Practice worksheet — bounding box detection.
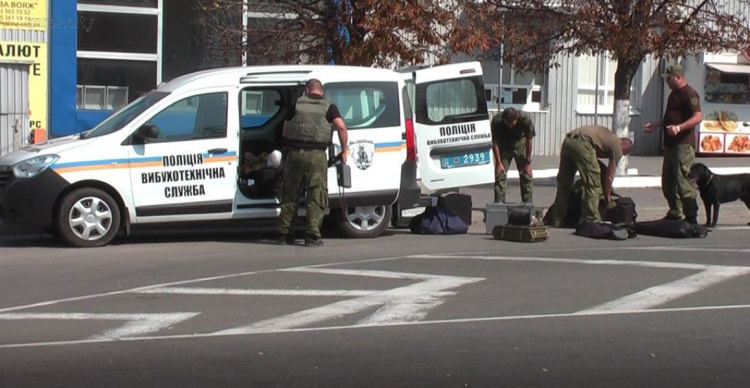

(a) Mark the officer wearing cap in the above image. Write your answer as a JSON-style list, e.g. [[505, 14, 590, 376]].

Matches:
[[490, 108, 535, 203], [276, 79, 348, 247], [644, 64, 703, 224]]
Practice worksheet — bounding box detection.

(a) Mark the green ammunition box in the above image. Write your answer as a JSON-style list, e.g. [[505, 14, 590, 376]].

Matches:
[[492, 224, 549, 243]]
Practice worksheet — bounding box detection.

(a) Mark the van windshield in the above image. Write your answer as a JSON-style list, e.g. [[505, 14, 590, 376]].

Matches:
[[84, 91, 170, 138]]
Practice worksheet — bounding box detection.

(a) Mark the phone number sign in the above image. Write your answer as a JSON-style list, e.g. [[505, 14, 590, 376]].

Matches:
[[0, 0, 47, 31]]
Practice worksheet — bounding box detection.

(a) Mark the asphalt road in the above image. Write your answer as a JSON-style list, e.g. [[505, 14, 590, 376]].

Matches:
[[1, 193, 750, 387]]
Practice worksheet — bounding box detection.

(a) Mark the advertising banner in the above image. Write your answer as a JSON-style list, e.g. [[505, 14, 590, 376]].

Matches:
[[0, 41, 48, 136], [0, 0, 47, 30]]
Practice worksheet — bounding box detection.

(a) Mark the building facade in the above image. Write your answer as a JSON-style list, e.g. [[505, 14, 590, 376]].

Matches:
[[2, 1, 749, 157]]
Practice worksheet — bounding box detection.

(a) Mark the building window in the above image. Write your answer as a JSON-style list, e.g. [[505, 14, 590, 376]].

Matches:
[[78, 12, 157, 54], [77, 59, 157, 109], [576, 54, 641, 114], [78, 0, 157, 7], [482, 62, 545, 111], [76, 2, 161, 111]]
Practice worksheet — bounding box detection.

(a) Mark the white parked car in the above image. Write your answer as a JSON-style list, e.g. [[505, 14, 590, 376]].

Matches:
[[0, 62, 494, 247]]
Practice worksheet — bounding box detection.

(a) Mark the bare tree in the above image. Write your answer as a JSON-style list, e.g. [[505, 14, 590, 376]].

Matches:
[[195, 0, 499, 67], [488, 0, 750, 172]]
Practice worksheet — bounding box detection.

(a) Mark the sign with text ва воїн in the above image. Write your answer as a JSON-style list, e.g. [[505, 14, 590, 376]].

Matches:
[[0, 0, 47, 31]]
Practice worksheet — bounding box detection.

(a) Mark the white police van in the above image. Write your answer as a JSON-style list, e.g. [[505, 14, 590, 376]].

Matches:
[[0, 62, 494, 247]]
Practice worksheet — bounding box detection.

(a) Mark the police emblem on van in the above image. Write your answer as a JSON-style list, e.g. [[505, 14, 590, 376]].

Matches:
[[352, 140, 375, 170]]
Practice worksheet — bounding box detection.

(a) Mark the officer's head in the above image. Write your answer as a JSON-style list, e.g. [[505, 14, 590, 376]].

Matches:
[[661, 65, 686, 90], [620, 137, 634, 155], [500, 108, 520, 127], [305, 79, 324, 97]]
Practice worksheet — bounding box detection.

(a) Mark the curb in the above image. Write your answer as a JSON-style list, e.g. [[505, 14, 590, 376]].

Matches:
[[506, 166, 750, 188]]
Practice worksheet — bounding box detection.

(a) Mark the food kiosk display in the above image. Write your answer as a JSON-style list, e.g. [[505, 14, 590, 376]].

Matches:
[[692, 53, 750, 156]]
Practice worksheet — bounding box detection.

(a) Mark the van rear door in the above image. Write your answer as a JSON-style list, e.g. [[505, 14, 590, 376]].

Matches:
[[410, 62, 494, 191]]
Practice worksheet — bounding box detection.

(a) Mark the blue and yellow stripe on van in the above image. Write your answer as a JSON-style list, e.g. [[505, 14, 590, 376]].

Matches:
[[52, 151, 237, 174], [374, 141, 406, 153]]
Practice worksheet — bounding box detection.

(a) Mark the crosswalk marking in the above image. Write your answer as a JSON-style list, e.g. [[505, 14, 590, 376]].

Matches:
[[215, 269, 484, 334], [0, 312, 200, 339]]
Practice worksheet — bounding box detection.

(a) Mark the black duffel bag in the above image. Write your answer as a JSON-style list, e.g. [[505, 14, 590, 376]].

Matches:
[[634, 219, 709, 239]]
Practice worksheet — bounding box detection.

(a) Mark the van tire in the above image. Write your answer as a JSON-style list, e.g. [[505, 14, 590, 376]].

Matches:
[[56, 188, 121, 248], [334, 205, 391, 238]]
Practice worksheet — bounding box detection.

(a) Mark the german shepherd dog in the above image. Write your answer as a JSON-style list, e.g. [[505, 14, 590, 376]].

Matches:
[[689, 163, 750, 227]]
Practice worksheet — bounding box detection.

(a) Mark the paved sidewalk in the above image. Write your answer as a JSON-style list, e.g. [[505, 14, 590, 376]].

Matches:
[[506, 155, 750, 188]]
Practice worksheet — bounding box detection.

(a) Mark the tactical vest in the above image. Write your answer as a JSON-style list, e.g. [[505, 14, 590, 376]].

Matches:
[[286, 95, 333, 147]]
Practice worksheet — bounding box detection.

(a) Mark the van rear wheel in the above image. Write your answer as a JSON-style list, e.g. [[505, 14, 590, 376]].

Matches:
[[334, 205, 391, 238], [56, 188, 121, 247]]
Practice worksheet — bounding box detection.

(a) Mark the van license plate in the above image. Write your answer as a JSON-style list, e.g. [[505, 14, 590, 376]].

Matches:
[[440, 150, 491, 169]]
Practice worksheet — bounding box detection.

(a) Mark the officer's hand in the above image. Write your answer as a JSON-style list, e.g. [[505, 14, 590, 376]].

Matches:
[[606, 197, 616, 210], [644, 123, 655, 133], [340, 152, 347, 165], [495, 163, 505, 176], [523, 162, 532, 176], [665, 125, 680, 137]]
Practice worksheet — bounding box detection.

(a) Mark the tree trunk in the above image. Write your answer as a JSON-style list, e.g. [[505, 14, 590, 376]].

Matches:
[[612, 59, 641, 176]]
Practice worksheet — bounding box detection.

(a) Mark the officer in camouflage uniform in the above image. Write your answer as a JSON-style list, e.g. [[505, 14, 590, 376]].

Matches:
[[276, 79, 348, 247], [645, 64, 703, 224], [550, 125, 633, 227], [491, 108, 535, 203]]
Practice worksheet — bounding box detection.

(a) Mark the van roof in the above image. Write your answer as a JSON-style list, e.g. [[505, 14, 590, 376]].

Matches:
[[158, 65, 403, 93]]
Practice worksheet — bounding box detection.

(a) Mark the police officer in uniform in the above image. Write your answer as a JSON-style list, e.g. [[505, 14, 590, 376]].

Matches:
[[645, 64, 703, 224], [491, 108, 535, 203], [550, 125, 633, 227], [276, 79, 348, 246]]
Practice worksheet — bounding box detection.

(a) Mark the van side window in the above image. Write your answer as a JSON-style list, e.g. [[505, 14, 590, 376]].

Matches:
[[416, 76, 488, 125], [324, 82, 400, 129], [147, 92, 228, 142], [240, 89, 282, 130]]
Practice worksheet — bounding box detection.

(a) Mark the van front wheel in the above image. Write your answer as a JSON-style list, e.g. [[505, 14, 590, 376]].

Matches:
[[334, 205, 391, 238], [56, 188, 121, 247]]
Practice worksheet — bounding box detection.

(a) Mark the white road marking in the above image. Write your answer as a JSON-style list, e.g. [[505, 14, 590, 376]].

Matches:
[[576, 266, 750, 313], [624, 246, 750, 253], [216, 270, 484, 334], [409, 254, 718, 270], [135, 287, 378, 297], [0, 312, 199, 339], [2, 303, 750, 349]]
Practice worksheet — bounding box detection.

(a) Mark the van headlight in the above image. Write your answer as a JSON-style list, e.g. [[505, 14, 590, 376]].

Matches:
[[13, 155, 60, 178]]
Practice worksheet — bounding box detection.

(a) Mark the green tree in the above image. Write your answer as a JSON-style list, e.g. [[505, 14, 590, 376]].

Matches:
[[489, 0, 750, 170], [196, 0, 498, 67]]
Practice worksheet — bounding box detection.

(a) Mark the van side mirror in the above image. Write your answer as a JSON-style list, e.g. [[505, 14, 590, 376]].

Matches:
[[133, 124, 160, 143]]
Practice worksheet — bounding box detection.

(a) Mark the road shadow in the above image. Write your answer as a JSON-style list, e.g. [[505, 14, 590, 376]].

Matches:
[[0, 222, 401, 248]]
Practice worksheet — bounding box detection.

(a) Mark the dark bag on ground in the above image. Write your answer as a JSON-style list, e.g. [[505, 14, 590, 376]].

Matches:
[[600, 196, 637, 227], [575, 220, 629, 240], [634, 219, 709, 239], [437, 193, 473, 225], [409, 205, 469, 235]]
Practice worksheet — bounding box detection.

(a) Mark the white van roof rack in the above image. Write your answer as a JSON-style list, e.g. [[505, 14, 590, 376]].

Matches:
[[239, 70, 312, 84]]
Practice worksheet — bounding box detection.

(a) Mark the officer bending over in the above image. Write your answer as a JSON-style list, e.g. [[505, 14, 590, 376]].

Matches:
[[491, 108, 535, 204], [550, 125, 633, 227], [276, 79, 348, 247]]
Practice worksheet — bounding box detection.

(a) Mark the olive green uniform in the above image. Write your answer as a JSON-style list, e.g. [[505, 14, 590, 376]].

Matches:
[[278, 94, 339, 240], [661, 84, 701, 221], [491, 111, 535, 203], [551, 125, 623, 226]]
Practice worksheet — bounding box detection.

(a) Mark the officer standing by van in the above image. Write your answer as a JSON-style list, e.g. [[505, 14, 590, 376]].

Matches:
[[491, 108, 535, 203], [550, 125, 633, 227], [644, 64, 703, 225], [276, 79, 348, 247]]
